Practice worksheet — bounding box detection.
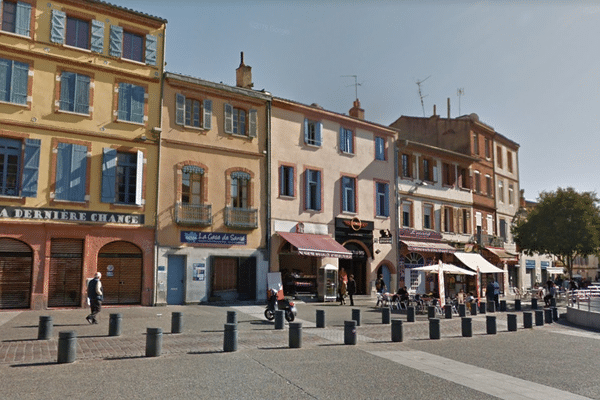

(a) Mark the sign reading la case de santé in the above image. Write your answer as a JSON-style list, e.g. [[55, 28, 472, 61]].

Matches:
[[0, 206, 144, 225], [181, 231, 247, 246]]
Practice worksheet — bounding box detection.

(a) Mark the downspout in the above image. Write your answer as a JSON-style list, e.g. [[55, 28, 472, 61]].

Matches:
[[266, 96, 272, 275]]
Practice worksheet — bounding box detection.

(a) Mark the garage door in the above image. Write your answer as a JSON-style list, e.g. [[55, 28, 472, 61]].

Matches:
[[0, 238, 32, 309], [98, 241, 142, 304], [48, 239, 83, 307]]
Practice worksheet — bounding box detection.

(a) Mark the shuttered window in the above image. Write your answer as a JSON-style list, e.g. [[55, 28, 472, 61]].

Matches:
[[376, 182, 389, 217], [305, 169, 321, 211], [0, 57, 29, 105], [117, 82, 145, 124], [48, 239, 83, 307], [1, 1, 31, 37], [0, 238, 32, 309], [59, 71, 90, 114], [101, 148, 144, 205], [55, 143, 87, 202]]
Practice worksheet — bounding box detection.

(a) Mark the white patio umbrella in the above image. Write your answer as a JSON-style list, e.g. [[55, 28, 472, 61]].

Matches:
[[411, 263, 476, 276]]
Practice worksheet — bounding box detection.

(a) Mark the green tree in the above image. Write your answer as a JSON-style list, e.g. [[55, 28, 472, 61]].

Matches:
[[512, 187, 600, 279]]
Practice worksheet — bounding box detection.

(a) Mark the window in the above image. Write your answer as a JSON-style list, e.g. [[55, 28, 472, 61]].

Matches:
[[484, 138, 490, 158], [108, 25, 156, 65], [485, 174, 492, 197], [498, 180, 504, 203], [50, 10, 104, 53], [101, 148, 143, 205], [508, 184, 514, 205], [401, 154, 412, 178], [458, 167, 469, 189], [305, 169, 321, 211], [117, 82, 145, 124], [55, 143, 87, 202], [473, 133, 479, 155], [341, 176, 356, 213], [474, 170, 481, 193], [402, 201, 412, 227], [182, 166, 204, 205], [423, 204, 433, 230], [279, 165, 294, 197], [499, 219, 507, 241], [442, 163, 456, 186], [230, 171, 249, 208], [507, 151, 513, 173], [122, 31, 143, 62], [225, 104, 257, 137], [0, 57, 28, 105], [175, 94, 212, 129], [59, 71, 90, 114], [443, 207, 454, 233], [375, 181, 389, 217], [461, 209, 470, 234], [486, 214, 493, 235], [66, 16, 89, 49], [1, 0, 31, 36], [421, 158, 436, 182], [0, 137, 39, 197], [304, 119, 322, 146], [339, 127, 354, 154], [496, 145, 503, 168], [375, 136, 386, 160]]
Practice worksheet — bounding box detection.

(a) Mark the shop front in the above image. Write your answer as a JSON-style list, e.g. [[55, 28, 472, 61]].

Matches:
[[483, 246, 519, 293], [454, 252, 505, 298], [335, 218, 375, 295]]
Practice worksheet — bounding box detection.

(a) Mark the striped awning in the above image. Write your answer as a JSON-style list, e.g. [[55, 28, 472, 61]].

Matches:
[[279, 232, 352, 259], [400, 240, 456, 254]]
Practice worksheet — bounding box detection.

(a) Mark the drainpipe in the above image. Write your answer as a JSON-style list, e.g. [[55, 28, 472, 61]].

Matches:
[[266, 97, 272, 275]]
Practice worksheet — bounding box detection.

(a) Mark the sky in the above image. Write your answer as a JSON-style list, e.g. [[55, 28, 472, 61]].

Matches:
[[117, 0, 600, 201]]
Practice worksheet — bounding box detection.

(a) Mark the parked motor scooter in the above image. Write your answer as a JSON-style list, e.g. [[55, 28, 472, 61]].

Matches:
[[265, 289, 297, 322]]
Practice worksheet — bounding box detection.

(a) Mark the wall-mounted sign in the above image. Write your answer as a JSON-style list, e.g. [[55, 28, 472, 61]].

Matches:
[[0, 206, 144, 225], [193, 263, 205, 281], [398, 228, 442, 240], [181, 231, 247, 246]]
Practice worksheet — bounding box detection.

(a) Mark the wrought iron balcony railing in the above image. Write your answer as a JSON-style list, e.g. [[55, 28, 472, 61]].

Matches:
[[224, 206, 258, 229], [175, 202, 212, 226]]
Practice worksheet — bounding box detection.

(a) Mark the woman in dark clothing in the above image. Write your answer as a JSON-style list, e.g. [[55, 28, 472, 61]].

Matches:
[[347, 274, 357, 306]]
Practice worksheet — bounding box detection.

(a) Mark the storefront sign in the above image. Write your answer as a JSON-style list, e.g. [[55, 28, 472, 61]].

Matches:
[[181, 231, 247, 246], [398, 228, 442, 240], [525, 260, 535, 269], [0, 206, 144, 224]]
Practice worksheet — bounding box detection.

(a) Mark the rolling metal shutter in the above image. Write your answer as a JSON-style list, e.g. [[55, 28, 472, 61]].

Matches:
[[0, 238, 33, 309], [48, 239, 83, 307], [98, 241, 142, 304]]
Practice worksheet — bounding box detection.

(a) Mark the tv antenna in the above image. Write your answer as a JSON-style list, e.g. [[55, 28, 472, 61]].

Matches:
[[457, 88, 464, 116], [416, 76, 431, 117], [341, 75, 362, 100]]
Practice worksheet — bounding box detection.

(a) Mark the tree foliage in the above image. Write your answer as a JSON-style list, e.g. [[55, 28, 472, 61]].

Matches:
[[512, 187, 600, 278]]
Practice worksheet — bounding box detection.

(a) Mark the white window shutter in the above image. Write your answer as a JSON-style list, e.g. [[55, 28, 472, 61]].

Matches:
[[135, 150, 144, 205]]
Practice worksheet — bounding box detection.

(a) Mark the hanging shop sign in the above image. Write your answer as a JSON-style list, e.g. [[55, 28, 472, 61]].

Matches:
[[0, 206, 144, 224], [181, 231, 247, 246]]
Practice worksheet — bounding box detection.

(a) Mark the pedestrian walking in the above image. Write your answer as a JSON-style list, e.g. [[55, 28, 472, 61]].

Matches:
[[493, 280, 500, 309], [338, 278, 347, 305], [347, 274, 356, 306], [86, 272, 103, 324]]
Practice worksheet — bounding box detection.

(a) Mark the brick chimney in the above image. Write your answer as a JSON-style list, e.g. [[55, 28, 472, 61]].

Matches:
[[349, 99, 364, 120], [236, 52, 253, 89]]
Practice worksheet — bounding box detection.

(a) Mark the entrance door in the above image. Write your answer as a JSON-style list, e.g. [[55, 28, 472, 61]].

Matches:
[[48, 239, 83, 307], [378, 265, 391, 292], [212, 257, 237, 301], [0, 238, 32, 309], [238, 257, 256, 301], [98, 241, 142, 304], [339, 243, 368, 294], [167, 255, 185, 305]]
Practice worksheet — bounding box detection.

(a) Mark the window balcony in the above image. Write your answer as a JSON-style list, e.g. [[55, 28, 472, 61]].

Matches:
[[175, 202, 212, 226], [224, 206, 258, 229], [478, 233, 505, 248]]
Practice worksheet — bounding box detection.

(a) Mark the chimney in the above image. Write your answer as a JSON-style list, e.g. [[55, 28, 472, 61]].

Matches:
[[236, 52, 253, 89], [447, 98, 451, 119], [349, 99, 364, 120], [433, 104, 436, 116]]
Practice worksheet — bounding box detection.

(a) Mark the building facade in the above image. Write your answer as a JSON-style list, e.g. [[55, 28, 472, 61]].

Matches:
[[0, 0, 166, 309]]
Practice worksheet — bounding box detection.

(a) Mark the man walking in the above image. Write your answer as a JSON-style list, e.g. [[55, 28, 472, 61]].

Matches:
[[347, 274, 356, 306], [86, 272, 103, 324]]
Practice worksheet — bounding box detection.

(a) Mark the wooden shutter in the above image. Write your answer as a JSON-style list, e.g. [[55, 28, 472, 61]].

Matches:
[[224, 103, 233, 133], [11, 60, 28, 105], [109, 25, 123, 57], [131, 84, 145, 123], [315, 122, 323, 146], [90, 20, 104, 53], [0, 238, 32, 309], [48, 239, 83, 307], [175, 94, 185, 125], [145, 34, 157, 65], [50, 9, 65, 44], [304, 119, 309, 144], [135, 150, 143, 205], [101, 148, 117, 203], [203, 99, 212, 129], [15, 1, 31, 36], [248, 109, 257, 137], [75, 73, 90, 114], [21, 138, 40, 198]]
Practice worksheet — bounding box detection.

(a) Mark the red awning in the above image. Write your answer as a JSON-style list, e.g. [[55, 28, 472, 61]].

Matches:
[[278, 232, 352, 259], [485, 247, 518, 262], [400, 240, 456, 254]]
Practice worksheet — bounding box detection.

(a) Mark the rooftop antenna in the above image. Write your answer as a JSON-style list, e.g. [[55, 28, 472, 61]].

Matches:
[[416, 76, 431, 117], [341, 75, 362, 100], [457, 88, 464, 116]]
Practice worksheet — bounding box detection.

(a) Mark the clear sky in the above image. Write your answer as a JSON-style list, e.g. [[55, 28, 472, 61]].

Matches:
[[117, 0, 600, 201]]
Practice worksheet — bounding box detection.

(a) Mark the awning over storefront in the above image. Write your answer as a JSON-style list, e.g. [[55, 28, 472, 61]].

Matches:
[[400, 240, 456, 254], [485, 247, 518, 262], [454, 252, 505, 274], [412, 263, 476, 276], [278, 232, 352, 259], [547, 267, 564, 274]]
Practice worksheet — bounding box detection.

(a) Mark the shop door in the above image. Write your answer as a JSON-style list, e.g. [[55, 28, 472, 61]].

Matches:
[[0, 238, 32, 309], [48, 239, 83, 307], [212, 257, 237, 299], [98, 241, 142, 305], [167, 255, 185, 305], [340, 243, 368, 294], [238, 257, 256, 301]]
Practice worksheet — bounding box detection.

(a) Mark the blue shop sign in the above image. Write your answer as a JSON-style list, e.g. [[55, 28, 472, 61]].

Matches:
[[525, 259, 536, 269], [541, 261, 549, 270], [181, 231, 247, 245]]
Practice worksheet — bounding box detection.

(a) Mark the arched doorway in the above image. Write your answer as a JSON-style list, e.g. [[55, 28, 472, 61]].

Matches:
[[48, 239, 83, 307], [0, 238, 32, 309], [402, 252, 425, 293], [97, 241, 142, 304], [339, 242, 368, 295]]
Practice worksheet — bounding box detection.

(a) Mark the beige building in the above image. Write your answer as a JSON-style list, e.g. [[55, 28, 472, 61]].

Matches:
[[270, 98, 397, 298], [155, 58, 271, 304]]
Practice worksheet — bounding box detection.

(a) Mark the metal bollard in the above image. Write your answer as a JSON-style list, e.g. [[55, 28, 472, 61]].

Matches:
[[500, 300, 507, 312], [316, 309, 325, 328], [109, 313, 122, 337], [544, 308, 553, 324], [470, 302, 478, 316], [427, 305, 435, 319], [458, 304, 466, 317], [227, 311, 237, 324], [146, 328, 163, 357], [344, 320, 357, 345], [486, 315, 497, 334], [171, 312, 183, 334], [486, 301, 495, 313], [552, 307, 558, 321], [531, 298, 538, 310], [407, 306, 415, 322], [515, 299, 522, 311], [38, 316, 53, 340], [382, 307, 391, 324], [274, 310, 285, 330], [461, 317, 472, 337], [523, 312, 533, 328], [444, 304, 452, 319], [507, 314, 518, 332], [429, 318, 440, 340], [479, 302, 486, 314], [352, 309, 361, 326], [57, 331, 77, 364], [535, 310, 544, 326], [391, 319, 404, 342], [289, 322, 302, 349], [223, 323, 237, 352]]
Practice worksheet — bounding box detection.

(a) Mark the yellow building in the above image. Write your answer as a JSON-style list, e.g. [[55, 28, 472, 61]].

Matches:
[[0, 0, 166, 309], [156, 56, 271, 304]]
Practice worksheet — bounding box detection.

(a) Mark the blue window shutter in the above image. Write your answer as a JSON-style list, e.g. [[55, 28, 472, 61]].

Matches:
[[15, 2, 31, 37], [74, 74, 90, 114], [109, 25, 123, 57], [305, 171, 310, 209], [203, 99, 212, 129], [279, 166, 284, 196], [384, 184, 389, 217], [22, 138, 40, 198], [145, 34, 157, 66], [90, 20, 104, 53], [224, 103, 233, 133], [175, 93, 184, 125], [0, 58, 10, 102], [131, 85, 145, 123], [11, 60, 28, 105], [316, 171, 321, 210], [248, 109, 257, 137], [55, 142, 71, 200], [339, 127, 345, 152], [287, 167, 294, 196], [304, 119, 309, 144], [117, 82, 131, 121], [101, 148, 117, 203], [59, 71, 74, 111], [316, 122, 322, 146], [71, 144, 87, 201], [50, 9, 66, 44]]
